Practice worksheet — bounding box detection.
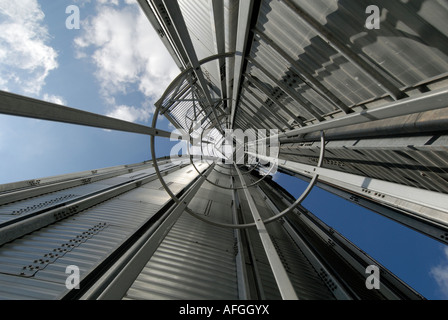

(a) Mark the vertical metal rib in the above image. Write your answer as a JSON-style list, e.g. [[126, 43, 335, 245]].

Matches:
[[233, 163, 298, 300]]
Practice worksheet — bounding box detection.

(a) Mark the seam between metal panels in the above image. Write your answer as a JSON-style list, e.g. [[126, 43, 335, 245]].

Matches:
[[0, 162, 190, 247]]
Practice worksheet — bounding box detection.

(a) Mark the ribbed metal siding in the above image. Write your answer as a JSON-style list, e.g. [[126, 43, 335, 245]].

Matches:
[[250, 0, 385, 111], [0, 273, 63, 300], [178, 0, 222, 98], [241, 86, 292, 127], [178, 0, 215, 61], [234, 0, 448, 129], [0, 184, 118, 226], [279, 136, 448, 193], [124, 213, 238, 300], [0, 163, 177, 227], [0, 219, 129, 299], [0, 164, 201, 299], [0, 192, 79, 224], [160, 0, 448, 132], [124, 176, 238, 300], [237, 175, 336, 300], [295, 0, 448, 87], [245, 231, 336, 300], [0, 160, 159, 194], [249, 35, 336, 115]]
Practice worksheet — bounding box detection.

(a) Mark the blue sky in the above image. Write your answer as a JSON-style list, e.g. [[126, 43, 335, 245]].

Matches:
[[0, 0, 179, 183], [274, 172, 448, 300], [1, 0, 448, 300]]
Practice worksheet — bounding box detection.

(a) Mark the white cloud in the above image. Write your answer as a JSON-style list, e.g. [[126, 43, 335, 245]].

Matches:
[[0, 0, 58, 95], [272, 171, 282, 182], [74, 2, 179, 123], [74, 0, 131, 8], [42, 93, 66, 105], [106, 103, 152, 123], [167, 121, 176, 129], [430, 247, 448, 299]]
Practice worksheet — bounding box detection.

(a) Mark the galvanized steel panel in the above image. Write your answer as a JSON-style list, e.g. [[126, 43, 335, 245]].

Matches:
[[253, 0, 386, 106], [232, 0, 448, 130], [0, 273, 63, 300], [124, 177, 238, 300], [124, 213, 238, 300], [0, 163, 201, 299], [178, 0, 223, 97], [242, 86, 292, 124], [279, 136, 448, 193], [238, 175, 337, 300], [0, 162, 180, 227], [178, 0, 215, 61], [295, 0, 448, 86], [249, 36, 336, 115]]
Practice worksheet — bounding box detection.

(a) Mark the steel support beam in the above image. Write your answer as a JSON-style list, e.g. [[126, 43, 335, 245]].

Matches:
[[0, 160, 192, 247], [224, 0, 239, 119], [209, 0, 227, 109], [235, 106, 267, 130], [137, 0, 187, 70], [230, 175, 251, 300], [288, 167, 448, 246], [256, 184, 352, 300], [239, 99, 282, 130], [234, 164, 298, 300], [0, 159, 166, 195], [0, 90, 173, 138], [0, 160, 171, 206], [259, 181, 424, 300], [261, 88, 448, 144], [277, 107, 448, 144], [230, 0, 255, 129], [161, 0, 224, 133], [252, 152, 448, 243]]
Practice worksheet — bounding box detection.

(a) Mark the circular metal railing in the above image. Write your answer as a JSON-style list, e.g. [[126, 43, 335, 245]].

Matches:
[[150, 53, 326, 229]]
